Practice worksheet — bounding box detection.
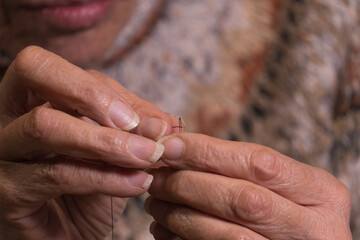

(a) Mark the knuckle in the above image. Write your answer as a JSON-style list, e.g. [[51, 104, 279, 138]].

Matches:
[[37, 161, 71, 193], [77, 72, 112, 106], [231, 185, 272, 222], [334, 183, 351, 216], [169, 207, 195, 230], [193, 140, 217, 169], [24, 107, 53, 140], [12, 46, 45, 76], [0, 162, 18, 203], [37, 162, 58, 184], [76, 82, 112, 110], [249, 147, 286, 181], [96, 130, 123, 154], [222, 226, 252, 240], [169, 171, 191, 198]]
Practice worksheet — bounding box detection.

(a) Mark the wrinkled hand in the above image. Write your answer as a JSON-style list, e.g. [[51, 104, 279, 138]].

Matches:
[[0, 46, 179, 240], [146, 133, 352, 240]]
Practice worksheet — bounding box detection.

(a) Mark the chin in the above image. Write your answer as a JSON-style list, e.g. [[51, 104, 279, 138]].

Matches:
[[0, 28, 114, 68], [0, 0, 136, 68], [44, 32, 115, 68]]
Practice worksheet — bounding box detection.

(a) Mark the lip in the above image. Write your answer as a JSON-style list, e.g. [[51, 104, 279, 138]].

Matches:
[[19, 0, 113, 31]]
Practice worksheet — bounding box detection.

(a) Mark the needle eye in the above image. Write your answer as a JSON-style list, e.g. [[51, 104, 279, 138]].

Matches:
[[172, 117, 184, 132]]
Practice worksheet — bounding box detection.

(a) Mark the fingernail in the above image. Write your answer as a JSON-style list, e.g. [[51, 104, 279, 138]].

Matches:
[[127, 172, 154, 189], [128, 136, 165, 163], [138, 118, 168, 141], [143, 174, 154, 188], [158, 136, 184, 160], [108, 100, 140, 131]]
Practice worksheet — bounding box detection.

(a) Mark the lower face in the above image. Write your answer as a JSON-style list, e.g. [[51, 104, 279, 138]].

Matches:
[[0, 0, 136, 68]]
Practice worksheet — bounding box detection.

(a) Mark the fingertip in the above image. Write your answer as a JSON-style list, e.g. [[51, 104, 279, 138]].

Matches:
[[122, 112, 140, 131], [149, 221, 156, 234], [127, 136, 164, 164], [108, 100, 140, 131], [145, 198, 169, 221], [145, 196, 153, 214], [137, 117, 168, 141], [149, 221, 179, 240], [126, 171, 154, 189], [158, 136, 185, 161], [150, 143, 165, 163], [143, 174, 154, 189], [147, 167, 175, 195]]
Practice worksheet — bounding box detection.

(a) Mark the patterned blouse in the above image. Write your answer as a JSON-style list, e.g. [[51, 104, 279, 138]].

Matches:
[[100, 0, 360, 239]]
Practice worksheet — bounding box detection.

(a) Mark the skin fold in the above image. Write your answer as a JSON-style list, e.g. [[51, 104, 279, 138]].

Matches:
[[0, 0, 354, 239]]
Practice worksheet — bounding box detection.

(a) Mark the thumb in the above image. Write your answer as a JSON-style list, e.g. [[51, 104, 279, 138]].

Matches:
[[87, 70, 182, 140]]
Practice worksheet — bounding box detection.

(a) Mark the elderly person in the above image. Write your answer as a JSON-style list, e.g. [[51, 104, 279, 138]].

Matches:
[[0, 0, 357, 239]]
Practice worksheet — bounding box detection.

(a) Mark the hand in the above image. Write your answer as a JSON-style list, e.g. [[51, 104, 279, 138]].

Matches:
[[0, 46, 179, 240], [146, 133, 352, 240]]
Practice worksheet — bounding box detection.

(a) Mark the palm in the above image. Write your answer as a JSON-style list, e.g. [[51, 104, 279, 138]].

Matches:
[[21, 194, 127, 240]]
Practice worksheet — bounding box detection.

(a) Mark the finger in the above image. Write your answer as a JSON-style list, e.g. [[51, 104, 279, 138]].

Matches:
[[158, 133, 345, 205], [145, 198, 268, 240], [0, 106, 164, 167], [0, 158, 153, 219], [148, 168, 312, 239], [149, 222, 179, 240], [136, 117, 168, 141], [0, 46, 138, 130], [87, 70, 184, 139]]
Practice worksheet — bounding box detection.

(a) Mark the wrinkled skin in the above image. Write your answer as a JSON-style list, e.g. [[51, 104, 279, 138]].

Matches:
[[0, 46, 179, 240], [0, 1, 354, 238], [147, 133, 353, 240]]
